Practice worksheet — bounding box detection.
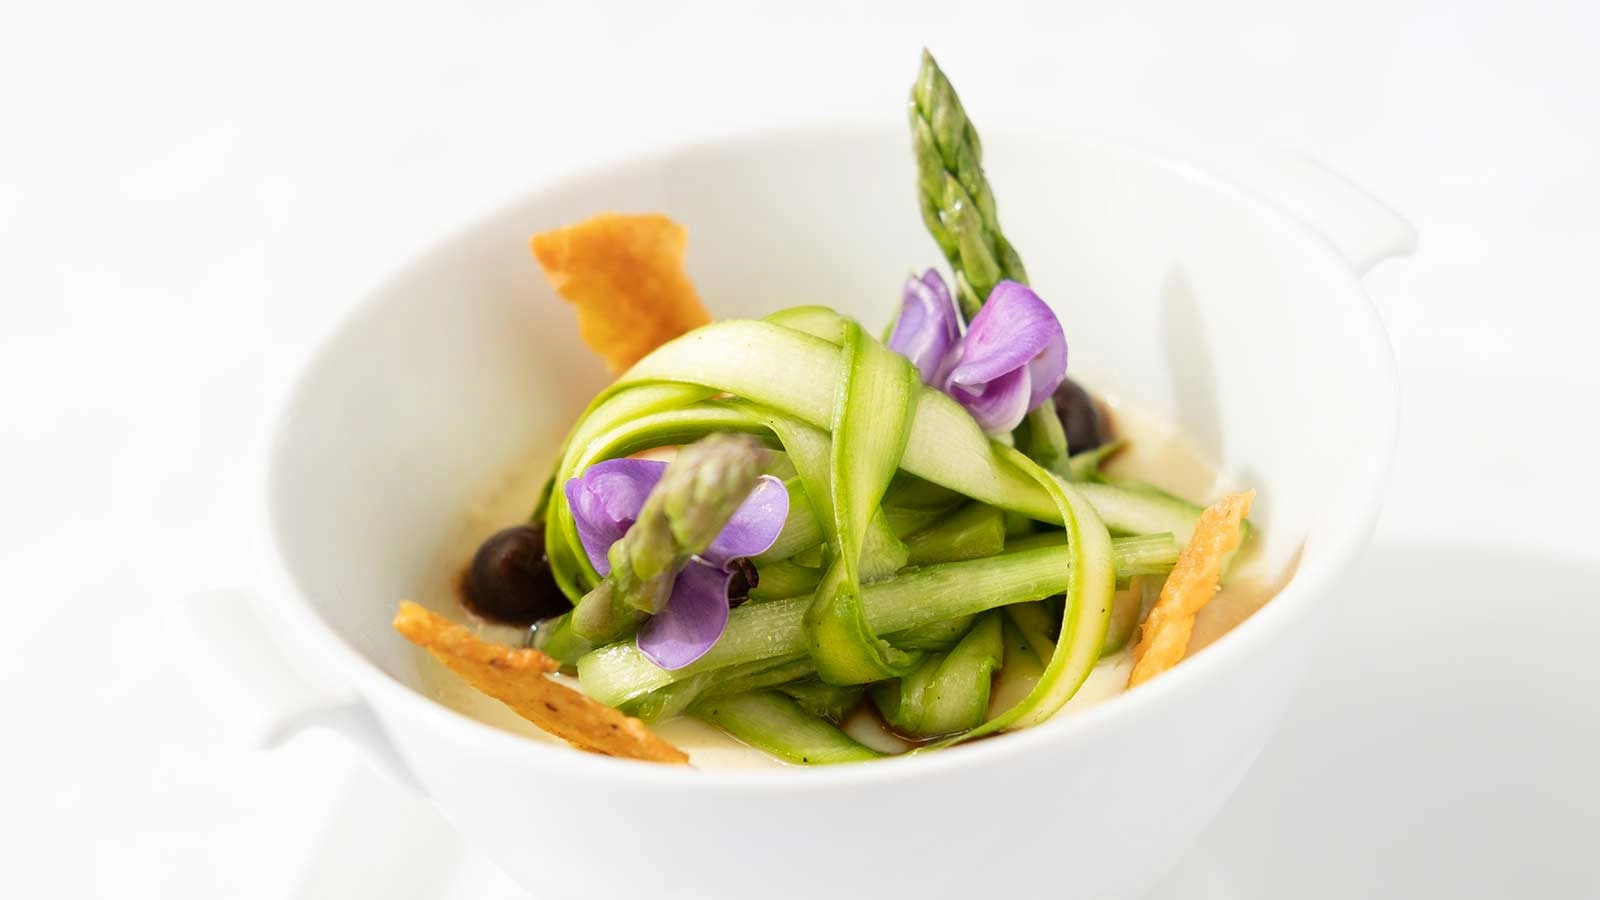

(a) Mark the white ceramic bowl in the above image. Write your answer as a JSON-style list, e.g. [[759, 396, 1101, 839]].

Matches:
[[233, 125, 1412, 899]]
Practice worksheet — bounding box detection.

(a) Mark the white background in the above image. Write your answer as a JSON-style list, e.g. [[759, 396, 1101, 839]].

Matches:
[[2, 1, 1597, 897]]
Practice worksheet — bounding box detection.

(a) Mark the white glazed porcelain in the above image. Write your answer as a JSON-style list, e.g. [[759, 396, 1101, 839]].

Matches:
[[230, 126, 1412, 900]]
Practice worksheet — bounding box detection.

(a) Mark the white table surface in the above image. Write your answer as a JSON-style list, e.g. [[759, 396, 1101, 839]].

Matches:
[[3, 2, 1597, 897]]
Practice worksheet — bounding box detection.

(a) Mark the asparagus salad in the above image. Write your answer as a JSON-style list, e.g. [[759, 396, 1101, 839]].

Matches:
[[395, 52, 1262, 767]]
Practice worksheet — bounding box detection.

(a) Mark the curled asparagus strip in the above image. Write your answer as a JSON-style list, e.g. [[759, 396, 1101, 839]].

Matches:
[[804, 320, 922, 685], [550, 391, 1211, 570], [545, 316, 1237, 598], [544, 382, 716, 600], [544, 318, 1058, 599], [934, 444, 1115, 741]]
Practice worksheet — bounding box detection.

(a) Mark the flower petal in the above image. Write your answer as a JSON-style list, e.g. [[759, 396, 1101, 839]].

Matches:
[[946, 281, 1064, 388], [886, 269, 961, 385], [564, 458, 667, 575], [947, 363, 1033, 434], [637, 560, 731, 669], [704, 474, 790, 565], [1026, 334, 1068, 411]]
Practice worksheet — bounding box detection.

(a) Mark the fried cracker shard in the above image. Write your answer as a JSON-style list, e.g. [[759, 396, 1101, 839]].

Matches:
[[530, 212, 713, 374], [393, 602, 688, 764], [1128, 491, 1255, 688]]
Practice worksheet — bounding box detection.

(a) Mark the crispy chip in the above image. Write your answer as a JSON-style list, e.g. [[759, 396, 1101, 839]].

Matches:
[[531, 213, 712, 374], [393, 602, 688, 764], [1127, 491, 1255, 688]]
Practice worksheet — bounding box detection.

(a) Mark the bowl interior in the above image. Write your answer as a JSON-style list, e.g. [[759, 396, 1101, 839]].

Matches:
[[269, 126, 1392, 695]]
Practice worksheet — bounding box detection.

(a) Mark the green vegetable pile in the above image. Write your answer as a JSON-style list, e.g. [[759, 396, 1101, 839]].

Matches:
[[529, 52, 1249, 764]]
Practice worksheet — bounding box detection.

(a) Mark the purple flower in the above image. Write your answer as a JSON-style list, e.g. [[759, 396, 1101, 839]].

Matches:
[[942, 280, 1069, 432], [565, 458, 789, 669], [564, 458, 663, 577], [887, 273, 1068, 434], [887, 269, 960, 384]]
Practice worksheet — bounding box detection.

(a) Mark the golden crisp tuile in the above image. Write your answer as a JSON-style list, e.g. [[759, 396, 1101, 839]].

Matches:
[[1127, 491, 1254, 688], [530, 212, 712, 374], [393, 602, 688, 764]]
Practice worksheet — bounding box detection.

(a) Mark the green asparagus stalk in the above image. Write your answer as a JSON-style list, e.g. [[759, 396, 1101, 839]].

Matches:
[[570, 433, 765, 642], [873, 610, 1003, 738], [911, 49, 1029, 320], [622, 614, 972, 723], [579, 535, 1178, 709], [910, 50, 1067, 464], [779, 681, 865, 723], [625, 654, 815, 722], [901, 501, 1006, 566], [748, 559, 822, 602], [529, 611, 594, 667], [690, 692, 881, 765], [889, 614, 978, 652], [1004, 601, 1058, 665], [1062, 439, 1126, 482]]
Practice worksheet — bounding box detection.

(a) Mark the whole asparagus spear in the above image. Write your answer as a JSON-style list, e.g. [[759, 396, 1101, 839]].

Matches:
[[571, 433, 765, 642], [911, 50, 1066, 461], [910, 48, 1030, 320]]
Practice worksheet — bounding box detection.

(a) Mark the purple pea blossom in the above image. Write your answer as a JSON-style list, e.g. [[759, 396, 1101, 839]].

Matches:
[[565, 458, 789, 669], [888, 271, 1068, 434], [886, 269, 961, 384]]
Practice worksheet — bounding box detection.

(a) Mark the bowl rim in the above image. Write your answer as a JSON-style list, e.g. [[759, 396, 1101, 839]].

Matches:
[[259, 120, 1401, 789]]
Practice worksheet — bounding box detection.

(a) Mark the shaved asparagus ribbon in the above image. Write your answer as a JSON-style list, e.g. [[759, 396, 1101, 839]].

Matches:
[[804, 320, 921, 684], [548, 318, 1056, 592], [547, 309, 1118, 737], [936, 443, 1114, 739]]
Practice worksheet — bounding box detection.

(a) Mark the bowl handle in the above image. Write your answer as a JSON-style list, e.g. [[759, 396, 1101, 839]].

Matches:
[[1224, 148, 1419, 277], [174, 588, 420, 790]]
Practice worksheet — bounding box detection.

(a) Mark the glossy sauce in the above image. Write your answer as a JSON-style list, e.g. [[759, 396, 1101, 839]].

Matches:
[[411, 397, 1280, 768]]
